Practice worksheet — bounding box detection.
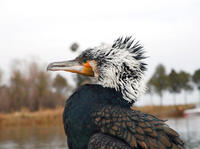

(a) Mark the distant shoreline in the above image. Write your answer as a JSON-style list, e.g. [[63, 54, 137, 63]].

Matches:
[[133, 104, 195, 118], [0, 104, 195, 128], [0, 108, 63, 128]]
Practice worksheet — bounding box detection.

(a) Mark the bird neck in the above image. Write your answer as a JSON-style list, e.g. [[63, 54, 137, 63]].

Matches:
[[79, 84, 133, 108]]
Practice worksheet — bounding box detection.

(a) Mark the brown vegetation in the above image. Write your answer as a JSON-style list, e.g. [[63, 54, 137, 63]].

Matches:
[[0, 107, 63, 128], [0, 104, 195, 128], [133, 104, 195, 118]]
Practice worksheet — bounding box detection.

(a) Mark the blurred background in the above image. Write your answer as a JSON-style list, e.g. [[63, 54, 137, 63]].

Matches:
[[0, 0, 200, 149]]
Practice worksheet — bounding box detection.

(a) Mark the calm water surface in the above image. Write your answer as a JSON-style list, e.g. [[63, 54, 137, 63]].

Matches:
[[167, 115, 200, 149], [0, 116, 200, 149], [0, 126, 67, 149]]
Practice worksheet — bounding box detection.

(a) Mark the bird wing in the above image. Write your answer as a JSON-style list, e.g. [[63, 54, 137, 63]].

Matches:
[[88, 133, 132, 149], [90, 105, 185, 149]]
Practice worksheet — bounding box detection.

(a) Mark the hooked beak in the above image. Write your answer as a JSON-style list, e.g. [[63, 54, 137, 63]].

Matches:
[[47, 60, 94, 77]]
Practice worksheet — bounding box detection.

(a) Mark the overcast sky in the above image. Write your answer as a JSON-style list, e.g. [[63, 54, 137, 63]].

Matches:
[[0, 0, 200, 81]]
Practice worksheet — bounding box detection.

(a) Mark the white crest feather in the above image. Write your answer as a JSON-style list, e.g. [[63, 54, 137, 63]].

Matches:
[[80, 37, 147, 104]]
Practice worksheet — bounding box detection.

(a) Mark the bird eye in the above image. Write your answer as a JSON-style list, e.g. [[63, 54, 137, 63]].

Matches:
[[83, 58, 87, 63]]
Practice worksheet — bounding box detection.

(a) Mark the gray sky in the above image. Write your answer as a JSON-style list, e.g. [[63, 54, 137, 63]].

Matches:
[[0, 0, 200, 81]]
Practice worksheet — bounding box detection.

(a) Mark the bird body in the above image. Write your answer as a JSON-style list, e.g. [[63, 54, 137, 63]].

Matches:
[[47, 37, 185, 149], [63, 84, 129, 149], [63, 84, 184, 149]]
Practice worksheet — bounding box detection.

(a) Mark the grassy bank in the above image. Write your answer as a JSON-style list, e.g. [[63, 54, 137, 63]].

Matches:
[[0, 104, 195, 128], [0, 108, 63, 128], [133, 104, 195, 118]]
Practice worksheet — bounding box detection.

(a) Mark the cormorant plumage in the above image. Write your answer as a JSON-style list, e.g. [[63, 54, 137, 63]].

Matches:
[[47, 37, 185, 149]]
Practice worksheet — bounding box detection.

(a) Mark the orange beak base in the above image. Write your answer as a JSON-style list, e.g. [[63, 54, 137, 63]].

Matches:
[[47, 60, 94, 77]]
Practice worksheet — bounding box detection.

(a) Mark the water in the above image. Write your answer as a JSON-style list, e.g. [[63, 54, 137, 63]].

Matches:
[[167, 116, 200, 149], [0, 116, 200, 149], [0, 126, 68, 149]]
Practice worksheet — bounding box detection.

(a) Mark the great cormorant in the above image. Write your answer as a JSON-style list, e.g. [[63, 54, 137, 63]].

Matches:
[[47, 37, 185, 149]]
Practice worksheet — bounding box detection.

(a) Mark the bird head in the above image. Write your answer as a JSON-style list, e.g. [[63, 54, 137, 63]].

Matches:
[[47, 37, 147, 103]]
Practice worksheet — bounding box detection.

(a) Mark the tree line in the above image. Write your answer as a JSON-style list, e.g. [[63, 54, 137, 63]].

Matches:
[[147, 64, 200, 105], [0, 60, 89, 113], [0, 43, 92, 113], [0, 62, 66, 112]]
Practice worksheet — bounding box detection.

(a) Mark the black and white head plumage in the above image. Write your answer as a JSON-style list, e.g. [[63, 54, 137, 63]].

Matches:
[[77, 36, 147, 104]]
